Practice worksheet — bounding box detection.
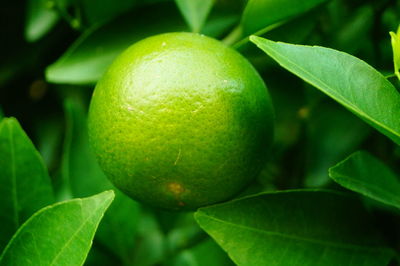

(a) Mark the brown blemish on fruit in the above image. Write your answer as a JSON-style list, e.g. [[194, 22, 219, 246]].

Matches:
[[168, 182, 185, 195], [167, 182, 186, 208]]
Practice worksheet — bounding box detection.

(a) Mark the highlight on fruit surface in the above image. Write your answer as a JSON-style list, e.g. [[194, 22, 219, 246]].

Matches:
[[88, 32, 274, 210]]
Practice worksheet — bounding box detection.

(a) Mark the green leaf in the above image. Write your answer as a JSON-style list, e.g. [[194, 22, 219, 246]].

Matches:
[[195, 190, 393, 266], [329, 151, 400, 210], [0, 107, 3, 120], [25, 0, 59, 42], [241, 0, 328, 36], [0, 118, 54, 251], [250, 36, 400, 146], [0, 190, 114, 266], [45, 3, 187, 85], [175, 0, 214, 33], [62, 98, 140, 264]]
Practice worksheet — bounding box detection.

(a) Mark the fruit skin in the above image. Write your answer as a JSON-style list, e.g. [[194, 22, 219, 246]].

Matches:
[[88, 32, 274, 210]]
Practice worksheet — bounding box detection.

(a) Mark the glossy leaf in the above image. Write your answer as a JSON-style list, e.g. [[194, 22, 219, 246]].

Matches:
[[329, 151, 400, 209], [63, 98, 140, 264], [195, 190, 393, 266], [46, 3, 187, 84], [175, 0, 214, 33], [0, 118, 54, 251], [250, 36, 400, 146], [0, 191, 114, 266], [25, 0, 59, 42], [241, 0, 328, 36]]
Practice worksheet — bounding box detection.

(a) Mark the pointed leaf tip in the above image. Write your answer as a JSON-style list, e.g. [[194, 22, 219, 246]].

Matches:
[[249, 35, 263, 45]]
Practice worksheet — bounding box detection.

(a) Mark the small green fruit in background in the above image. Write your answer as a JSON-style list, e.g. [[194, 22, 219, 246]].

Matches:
[[88, 32, 274, 210]]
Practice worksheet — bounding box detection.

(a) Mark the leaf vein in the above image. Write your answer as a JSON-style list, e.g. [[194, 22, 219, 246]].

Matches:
[[49, 201, 100, 266]]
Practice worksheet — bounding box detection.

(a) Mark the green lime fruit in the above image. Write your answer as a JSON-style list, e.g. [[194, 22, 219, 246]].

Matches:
[[88, 32, 274, 210]]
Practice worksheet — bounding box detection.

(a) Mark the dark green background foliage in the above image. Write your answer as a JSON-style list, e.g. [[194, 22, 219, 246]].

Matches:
[[0, 0, 400, 265]]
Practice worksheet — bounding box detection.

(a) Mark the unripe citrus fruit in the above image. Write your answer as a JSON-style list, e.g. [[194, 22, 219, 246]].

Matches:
[[88, 32, 274, 210]]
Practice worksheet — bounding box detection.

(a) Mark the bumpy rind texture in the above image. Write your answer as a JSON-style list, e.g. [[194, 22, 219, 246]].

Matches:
[[88, 32, 274, 210]]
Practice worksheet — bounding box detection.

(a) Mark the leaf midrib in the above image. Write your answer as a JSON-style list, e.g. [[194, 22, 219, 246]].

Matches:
[[197, 212, 389, 253], [49, 201, 102, 266]]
